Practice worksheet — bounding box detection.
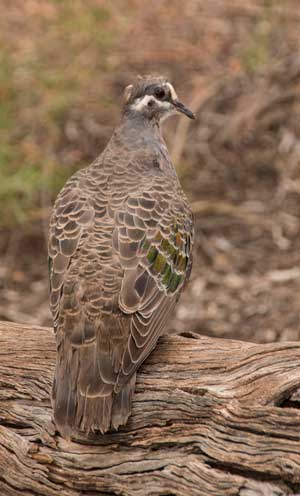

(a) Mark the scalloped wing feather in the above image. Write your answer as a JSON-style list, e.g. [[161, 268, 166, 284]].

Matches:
[[113, 189, 194, 390], [48, 170, 94, 327]]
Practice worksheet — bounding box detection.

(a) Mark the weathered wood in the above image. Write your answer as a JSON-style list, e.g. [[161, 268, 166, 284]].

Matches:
[[1, 321, 300, 495]]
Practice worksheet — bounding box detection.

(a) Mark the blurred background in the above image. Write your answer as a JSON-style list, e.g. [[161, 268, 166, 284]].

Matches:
[[1, 0, 300, 344]]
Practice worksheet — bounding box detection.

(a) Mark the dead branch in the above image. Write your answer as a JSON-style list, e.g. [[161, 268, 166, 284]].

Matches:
[[1, 321, 300, 495]]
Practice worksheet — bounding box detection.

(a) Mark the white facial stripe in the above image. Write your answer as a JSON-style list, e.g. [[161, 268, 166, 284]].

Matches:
[[166, 82, 178, 101], [132, 94, 154, 111], [131, 95, 172, 112], [124, 84, 133, 103], [157, 100, 172, 110]]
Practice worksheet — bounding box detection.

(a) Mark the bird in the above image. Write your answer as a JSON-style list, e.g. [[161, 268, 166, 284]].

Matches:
[[48, 75, 195, 438]]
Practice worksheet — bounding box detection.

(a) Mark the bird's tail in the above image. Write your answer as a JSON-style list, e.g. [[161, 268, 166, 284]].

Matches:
[[51, 328, 136, 439]]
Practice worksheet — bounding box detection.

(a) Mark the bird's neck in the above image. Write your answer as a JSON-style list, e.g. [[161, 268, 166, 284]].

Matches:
[[113, 112, 164, 149], [100, 112, 176, 179]]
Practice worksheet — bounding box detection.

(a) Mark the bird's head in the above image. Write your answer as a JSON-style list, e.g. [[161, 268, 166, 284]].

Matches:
[[123, 75, 195, 123]]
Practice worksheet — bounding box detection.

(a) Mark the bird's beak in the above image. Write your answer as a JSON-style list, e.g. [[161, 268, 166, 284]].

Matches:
[[172, 100, 196, 119]]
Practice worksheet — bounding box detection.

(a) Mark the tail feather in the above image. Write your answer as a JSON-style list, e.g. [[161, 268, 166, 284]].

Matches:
[[52, 331, 136, 438], [111, 374, 136, 431]]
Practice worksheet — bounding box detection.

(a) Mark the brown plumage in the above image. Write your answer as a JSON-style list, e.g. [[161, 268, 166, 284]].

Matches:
[[48, 75, 195, 438]]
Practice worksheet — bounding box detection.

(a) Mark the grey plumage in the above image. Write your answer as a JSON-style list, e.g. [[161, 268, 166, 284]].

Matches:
[[48, 75, 194, 437]]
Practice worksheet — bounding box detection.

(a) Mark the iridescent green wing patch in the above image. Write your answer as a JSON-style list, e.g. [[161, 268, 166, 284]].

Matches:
[[144, 223, 189, 293], [146, 246, 158, 263]]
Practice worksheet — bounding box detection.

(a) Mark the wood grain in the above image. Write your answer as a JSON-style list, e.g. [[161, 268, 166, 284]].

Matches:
[[0, 321, 300, 495]]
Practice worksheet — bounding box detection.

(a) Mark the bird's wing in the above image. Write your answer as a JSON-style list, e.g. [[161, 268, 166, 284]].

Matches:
[[48, 171, 94, 328], [113, 187, 194, 389]]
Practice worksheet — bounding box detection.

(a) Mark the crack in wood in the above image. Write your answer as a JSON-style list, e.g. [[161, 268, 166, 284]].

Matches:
[[205, 459, 299, 495]]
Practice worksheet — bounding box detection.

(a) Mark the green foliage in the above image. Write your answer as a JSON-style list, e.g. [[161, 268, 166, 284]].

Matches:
[[240, 0, 282, 73], [0, 163, 42, 225], [241, 21, 271, 73], [0, 158, 74, 226], [0, 1, 115, 228]]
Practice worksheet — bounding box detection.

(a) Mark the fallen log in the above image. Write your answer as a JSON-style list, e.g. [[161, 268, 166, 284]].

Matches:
[[1, 320, 300, 495]]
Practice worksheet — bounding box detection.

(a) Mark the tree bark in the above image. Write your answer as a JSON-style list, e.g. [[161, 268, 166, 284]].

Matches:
[[1, 321, 300, 495]]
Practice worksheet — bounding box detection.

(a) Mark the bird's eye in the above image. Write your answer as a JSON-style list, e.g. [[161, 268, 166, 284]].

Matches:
[[154, 88, 166, 100]]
